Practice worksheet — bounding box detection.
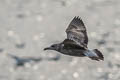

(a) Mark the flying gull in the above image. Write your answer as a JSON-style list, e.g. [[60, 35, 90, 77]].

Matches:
[[44, 16, 104, 61]]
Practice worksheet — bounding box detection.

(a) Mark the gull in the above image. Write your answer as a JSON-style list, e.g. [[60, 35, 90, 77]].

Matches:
[[44, 16, 104, 61]]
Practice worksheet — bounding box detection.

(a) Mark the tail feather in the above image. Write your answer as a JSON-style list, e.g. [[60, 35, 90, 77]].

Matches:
[[93, 49, 104, 60], [84, 49, 104, 61]]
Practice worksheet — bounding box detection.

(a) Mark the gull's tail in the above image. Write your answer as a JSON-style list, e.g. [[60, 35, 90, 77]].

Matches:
[[85, 49, 104, 61]]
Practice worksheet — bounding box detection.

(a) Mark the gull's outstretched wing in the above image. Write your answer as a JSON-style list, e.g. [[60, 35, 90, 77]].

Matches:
[[62, 39, 85, 49], [66, 16, 88, 48]]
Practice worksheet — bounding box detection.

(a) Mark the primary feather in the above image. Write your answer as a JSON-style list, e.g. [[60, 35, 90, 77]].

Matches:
[[66, 16, 88, 48]]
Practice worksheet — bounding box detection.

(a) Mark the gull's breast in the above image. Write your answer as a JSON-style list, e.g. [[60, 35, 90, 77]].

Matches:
[[60, 49, 86, 57]]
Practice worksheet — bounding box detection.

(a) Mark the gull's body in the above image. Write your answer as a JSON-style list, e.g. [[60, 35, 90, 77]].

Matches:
[[44, 16, 104, 61]]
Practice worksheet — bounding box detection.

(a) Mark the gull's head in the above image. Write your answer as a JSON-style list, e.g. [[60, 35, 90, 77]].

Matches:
[[44, 44, 61, 51]]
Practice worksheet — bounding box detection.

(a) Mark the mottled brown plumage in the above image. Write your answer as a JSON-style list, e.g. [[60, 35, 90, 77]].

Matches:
[[66, 16, 88, 48], [44, 16, 104, 61]]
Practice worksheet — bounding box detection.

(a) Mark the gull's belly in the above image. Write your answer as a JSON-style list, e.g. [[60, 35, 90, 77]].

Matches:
[[60, 49, 86, 57]]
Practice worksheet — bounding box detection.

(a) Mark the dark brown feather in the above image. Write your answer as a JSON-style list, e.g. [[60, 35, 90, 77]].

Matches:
[[93, 49, 104, 60], [62, 39, 85, 49], [66, 16, 88, 48]]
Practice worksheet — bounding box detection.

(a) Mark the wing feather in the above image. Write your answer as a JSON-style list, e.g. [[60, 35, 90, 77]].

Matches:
[[62, 39, 85, 49], [66, 16, 88, 48]]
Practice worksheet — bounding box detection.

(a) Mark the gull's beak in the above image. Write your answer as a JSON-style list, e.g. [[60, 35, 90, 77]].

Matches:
[[44, 47, 52, 50]]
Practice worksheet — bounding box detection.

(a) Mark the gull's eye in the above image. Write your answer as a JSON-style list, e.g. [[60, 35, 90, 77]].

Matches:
[[51, 45, 55, 47]]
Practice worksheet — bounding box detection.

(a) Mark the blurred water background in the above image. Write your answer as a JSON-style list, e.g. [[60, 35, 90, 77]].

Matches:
[[0, 0, 120, 80]]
